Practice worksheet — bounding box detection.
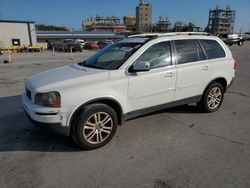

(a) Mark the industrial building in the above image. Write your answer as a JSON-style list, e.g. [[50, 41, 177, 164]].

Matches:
[[136, 0, 152, 33], [0, 20, 37, 48], [205, 6, 236, 35], [82, 16, 126, 32], [173, 21, 183, 32], [154, 16, 171, 32], [123, 16, 136, 32]]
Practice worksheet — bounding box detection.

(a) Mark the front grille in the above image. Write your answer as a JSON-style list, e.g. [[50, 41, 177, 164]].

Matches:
[[26, 88, 31, 101]]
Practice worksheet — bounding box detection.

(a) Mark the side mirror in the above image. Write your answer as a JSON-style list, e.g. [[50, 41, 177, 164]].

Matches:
[[131, 61, 151, 72]]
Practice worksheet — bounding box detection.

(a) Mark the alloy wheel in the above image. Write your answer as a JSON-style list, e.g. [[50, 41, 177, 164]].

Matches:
[[83, 112, 113, 145], [207, 87, 222, 110]]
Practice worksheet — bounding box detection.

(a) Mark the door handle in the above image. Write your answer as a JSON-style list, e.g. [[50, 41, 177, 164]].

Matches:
[[165, 72, 175, 78], [202, 66, 209, 71]]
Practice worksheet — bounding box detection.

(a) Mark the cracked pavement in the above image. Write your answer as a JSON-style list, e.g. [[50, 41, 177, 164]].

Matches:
[[0, 44, 250, 188]]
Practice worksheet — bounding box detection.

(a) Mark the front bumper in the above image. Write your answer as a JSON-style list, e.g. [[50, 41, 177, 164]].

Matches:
[[22, 93, 70, 135]]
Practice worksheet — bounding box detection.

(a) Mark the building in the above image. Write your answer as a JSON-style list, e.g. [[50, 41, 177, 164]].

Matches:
[[173, 21, 183, 32], [0, 20, 37, 48], [83, 16, 126, 32], [36, 31, 124, 43], [136, 0, 152, 33], [205, 6, 236, 35], [154, 16, 171, 32], [123, 16, 136, 32]]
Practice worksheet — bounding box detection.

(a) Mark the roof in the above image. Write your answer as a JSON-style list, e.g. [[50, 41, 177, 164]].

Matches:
[[128, 32, 211, 38], [120, 37, 151, 43], [0, 19, 35, 24]]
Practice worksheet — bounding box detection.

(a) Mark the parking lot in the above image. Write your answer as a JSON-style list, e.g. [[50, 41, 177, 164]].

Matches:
[[0, 44, 250, 187]]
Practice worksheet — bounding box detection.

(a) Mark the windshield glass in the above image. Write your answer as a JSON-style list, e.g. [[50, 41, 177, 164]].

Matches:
[[80, 42, 143, 70]]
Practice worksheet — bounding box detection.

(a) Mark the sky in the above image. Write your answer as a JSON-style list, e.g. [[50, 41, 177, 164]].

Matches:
[[0, 0, 250, 33]]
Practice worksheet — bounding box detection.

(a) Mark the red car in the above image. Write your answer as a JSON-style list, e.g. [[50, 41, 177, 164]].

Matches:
[[84, 42, 99, 50]]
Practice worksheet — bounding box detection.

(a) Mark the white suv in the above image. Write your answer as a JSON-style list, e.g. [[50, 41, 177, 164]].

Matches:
[[22, 32, 236, 149]]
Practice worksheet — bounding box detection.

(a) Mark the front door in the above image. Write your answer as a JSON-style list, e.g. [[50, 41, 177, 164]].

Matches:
[[128, 41, 176, 111]]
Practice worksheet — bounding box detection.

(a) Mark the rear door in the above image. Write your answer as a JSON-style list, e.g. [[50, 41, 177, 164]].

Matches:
[[173, 39, 211, 101]]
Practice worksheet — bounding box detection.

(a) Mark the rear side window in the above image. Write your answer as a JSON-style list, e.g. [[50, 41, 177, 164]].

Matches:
[[174, 40, 198, 64], [199, 40, 226, 59]]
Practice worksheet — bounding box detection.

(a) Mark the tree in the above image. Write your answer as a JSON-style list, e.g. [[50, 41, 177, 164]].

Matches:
[[182, 22, 196, 32], [36, 24, 69, 31]]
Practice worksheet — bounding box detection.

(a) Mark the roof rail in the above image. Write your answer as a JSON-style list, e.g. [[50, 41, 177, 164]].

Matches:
[[128, 33, 160, 38], [129, 32, 212, 38]]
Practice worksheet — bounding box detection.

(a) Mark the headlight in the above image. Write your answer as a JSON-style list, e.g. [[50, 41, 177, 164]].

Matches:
[[35, 91, 61, 108]]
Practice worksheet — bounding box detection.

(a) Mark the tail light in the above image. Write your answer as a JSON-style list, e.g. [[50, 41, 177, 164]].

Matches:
[[233, 57, 236, 70], [232, 55, 237, 70]]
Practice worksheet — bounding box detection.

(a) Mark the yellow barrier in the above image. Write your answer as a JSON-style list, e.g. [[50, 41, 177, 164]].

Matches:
[[0, 45, 43, 53]]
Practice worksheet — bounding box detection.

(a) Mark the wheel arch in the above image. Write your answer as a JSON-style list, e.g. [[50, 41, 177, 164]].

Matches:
[[68, 97, 124, 135], [204, 77, 227, 94]]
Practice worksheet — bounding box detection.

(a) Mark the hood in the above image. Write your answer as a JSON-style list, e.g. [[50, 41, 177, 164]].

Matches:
[[26, 64, 110, 92]]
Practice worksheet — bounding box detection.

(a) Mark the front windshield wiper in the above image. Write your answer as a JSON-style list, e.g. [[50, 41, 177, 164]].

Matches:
[[78, 61, 105, 70]]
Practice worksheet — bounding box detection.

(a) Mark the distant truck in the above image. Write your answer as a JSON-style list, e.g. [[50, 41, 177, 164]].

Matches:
[[219, 34, 244, 46]]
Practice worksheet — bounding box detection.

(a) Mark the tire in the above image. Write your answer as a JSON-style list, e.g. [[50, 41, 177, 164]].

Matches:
[[197, 82, 224, 113], [238, 41, 243, 46], [71, 103, 118, 150]]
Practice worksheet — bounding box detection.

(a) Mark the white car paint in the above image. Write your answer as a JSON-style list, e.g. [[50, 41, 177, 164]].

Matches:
[[22, 34, 235, 133]]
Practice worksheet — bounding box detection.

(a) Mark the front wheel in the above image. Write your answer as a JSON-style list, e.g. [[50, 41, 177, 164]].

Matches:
[[197, 82, 224, 113], [71, 104, 118, 150], [238, 40, 243, 46]]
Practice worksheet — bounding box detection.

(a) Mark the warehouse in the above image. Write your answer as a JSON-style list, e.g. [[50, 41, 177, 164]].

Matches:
[[0, 20, 37, 48]]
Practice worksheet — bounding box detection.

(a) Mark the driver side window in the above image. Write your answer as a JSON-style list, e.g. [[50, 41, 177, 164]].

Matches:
[[136, 41, 172, 69]]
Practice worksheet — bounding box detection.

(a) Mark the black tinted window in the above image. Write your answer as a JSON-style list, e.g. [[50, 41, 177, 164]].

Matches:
[[174, 40, 198, 64], [200, 40, 225, 59], [136, 41, 172, 69]]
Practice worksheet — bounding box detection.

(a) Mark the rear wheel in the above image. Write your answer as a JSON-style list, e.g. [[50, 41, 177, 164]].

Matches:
[[71, 104, 118, 150], [197, 82, 224, 113]]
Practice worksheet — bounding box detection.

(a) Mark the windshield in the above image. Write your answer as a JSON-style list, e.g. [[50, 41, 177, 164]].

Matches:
[[79, 42, 143, 70]]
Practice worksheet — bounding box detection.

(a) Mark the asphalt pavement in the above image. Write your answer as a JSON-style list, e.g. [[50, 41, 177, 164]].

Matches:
[[0, 45, 249, 188]]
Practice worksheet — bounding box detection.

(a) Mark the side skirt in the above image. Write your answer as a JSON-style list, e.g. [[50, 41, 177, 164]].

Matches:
[[124, 95, 202, 121]]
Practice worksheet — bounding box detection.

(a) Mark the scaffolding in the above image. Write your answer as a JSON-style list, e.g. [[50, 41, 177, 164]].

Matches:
[[206, 6, 236, 35], [155, 16, 171, 32]]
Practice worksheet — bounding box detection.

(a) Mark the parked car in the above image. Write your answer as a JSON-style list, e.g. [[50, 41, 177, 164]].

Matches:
[[47, 41, 56, 50], [219, 33, 244, 46], [54, 41, 65, 51], [84, 41, 99, 50], [97, 41, 113, 49], [62, 39, 75, 43], [64, 41, 82, 52], [22, 32, 235, 150], [76, 39, 86, 48]]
